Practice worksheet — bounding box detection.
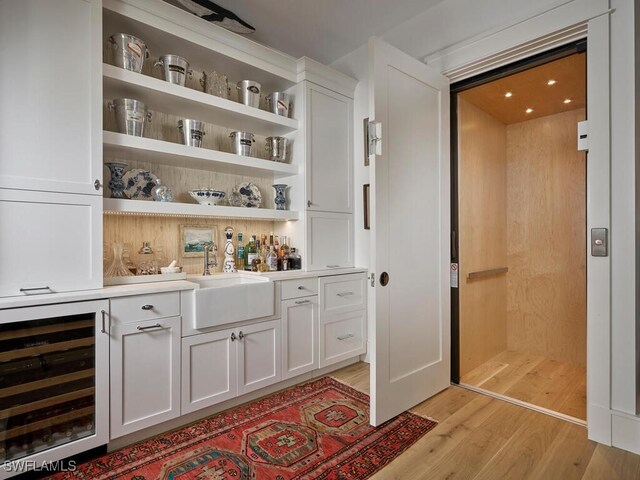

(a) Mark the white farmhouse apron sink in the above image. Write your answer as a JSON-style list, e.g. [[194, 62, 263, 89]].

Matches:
[[189, 274, 274, 328]]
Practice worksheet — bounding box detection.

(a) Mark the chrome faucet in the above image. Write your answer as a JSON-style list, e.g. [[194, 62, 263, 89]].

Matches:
[[202, 241, 217, 275]]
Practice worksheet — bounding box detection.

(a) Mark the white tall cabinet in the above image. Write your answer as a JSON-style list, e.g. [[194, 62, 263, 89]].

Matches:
[[303, 81, 355, 270], [0, 0, 103, 298]]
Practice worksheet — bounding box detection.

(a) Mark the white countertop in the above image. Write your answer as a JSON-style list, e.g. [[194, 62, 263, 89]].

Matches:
[[0, 268, 368, 309]]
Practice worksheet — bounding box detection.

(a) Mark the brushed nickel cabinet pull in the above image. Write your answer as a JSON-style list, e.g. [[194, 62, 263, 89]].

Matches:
[[297, 286, 305, 290], [141, 304, 154, 310], [295, 299, 311, 305], [19, 286, 52, 295], [100, 310, 107, 334], [137, 323, 162, 331], [336, 292, 354, 297], [337, 334, 354, 340], [230, 332, 237, 342], [238, 331, 244, 340]]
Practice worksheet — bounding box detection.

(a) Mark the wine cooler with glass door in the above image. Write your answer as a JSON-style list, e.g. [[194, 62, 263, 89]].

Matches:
[[0, 300, 108, 478]]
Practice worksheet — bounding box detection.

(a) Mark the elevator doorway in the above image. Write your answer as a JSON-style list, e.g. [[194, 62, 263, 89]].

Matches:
[[451, 45, 587, 422]]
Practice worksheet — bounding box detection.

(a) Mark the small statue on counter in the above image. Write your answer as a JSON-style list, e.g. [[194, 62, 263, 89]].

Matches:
[[223, 226, 237, 273]]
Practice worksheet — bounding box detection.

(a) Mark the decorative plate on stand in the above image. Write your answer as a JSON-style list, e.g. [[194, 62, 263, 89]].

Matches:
[[229, 182, 261, 208], [123, 169, 158, 200]]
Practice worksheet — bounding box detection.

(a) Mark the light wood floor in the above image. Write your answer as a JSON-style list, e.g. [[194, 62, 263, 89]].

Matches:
[[331, 362, 640, 480], [460, 350, 586, 420]]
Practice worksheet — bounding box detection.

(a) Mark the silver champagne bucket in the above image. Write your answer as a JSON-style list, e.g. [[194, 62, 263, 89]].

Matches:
[[109, 98, 152, 137], [178, 119, 206, 148], [266, 92, 290, 117], [265, 136, 288, 162], [109, 33, 148, 73], [230, 131, 255, 156], [155, 54, 192, 86], [237, 80, 261, 108]]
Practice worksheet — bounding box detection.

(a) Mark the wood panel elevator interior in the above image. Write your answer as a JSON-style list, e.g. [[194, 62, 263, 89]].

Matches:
[[453, 50, 587, 421]]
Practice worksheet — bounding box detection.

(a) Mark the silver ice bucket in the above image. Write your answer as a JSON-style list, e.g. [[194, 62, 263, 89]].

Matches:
[[178, 119, 206, 148], [155, 54, 192, 86], [237, 80, 261, 108], [230, 131, 255, 156], [266, 92, 290, 117], [109, 98, 151, 137], [109, 33, 148, 73], [265, 136, 288, 162]]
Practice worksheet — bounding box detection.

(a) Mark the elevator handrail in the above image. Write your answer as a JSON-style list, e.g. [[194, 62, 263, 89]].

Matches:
[[467, 267, 509, 279]]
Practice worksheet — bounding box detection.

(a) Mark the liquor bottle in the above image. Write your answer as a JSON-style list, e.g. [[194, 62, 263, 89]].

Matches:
[[247, 235, 258, 270], [288, 248, 302, 269], [266, 245, 278, 271], [236, 233, 245, 270]]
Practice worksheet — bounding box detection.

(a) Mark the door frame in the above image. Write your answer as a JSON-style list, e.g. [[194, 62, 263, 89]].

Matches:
[[449, 39, 587, 385], [424, 5, 612, 445]]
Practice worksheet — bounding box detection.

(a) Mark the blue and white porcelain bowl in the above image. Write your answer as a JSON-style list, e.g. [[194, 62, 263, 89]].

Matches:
[[189, 189, 225, 206]]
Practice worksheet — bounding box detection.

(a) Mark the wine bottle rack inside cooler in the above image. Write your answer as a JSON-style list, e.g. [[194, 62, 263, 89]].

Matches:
[[0, 314, 97, 463]]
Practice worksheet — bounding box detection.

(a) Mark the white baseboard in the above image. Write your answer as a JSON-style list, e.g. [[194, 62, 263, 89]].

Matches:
[[612, 411, 640, 454]]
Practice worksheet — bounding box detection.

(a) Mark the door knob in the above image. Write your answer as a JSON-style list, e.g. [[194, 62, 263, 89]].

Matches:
[[380, 272, 390, 286]]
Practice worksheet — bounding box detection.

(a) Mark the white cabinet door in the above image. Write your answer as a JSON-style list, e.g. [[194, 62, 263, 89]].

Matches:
[[110, 316, 181, 438], [282, 297, 318, 379], [181, 328, 237, 415], [237, 319, 281, 396], [0, 0, 102, 195], [307, 211, 354, 270], [306, 83, 353, 213], [0, 189, 102, 298]]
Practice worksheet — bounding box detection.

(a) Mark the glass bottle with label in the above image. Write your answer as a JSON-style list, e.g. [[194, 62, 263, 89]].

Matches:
[[247, 235, 258, 270], [266, 246, 278, 271], [236, 233, 245, 270]]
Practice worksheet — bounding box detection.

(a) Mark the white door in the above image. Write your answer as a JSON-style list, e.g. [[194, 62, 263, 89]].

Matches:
[[369, 37, 451, 425]]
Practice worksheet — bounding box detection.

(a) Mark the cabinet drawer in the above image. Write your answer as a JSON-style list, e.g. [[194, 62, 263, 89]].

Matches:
[[320, 273, 366, 316], [110, 292, 180, 324], [320, 310, 366, 368], [281, 277, 318, 300]]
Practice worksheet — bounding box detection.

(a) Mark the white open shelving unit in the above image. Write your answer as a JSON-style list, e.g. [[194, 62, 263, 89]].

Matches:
[[102, 0, 302, 223]]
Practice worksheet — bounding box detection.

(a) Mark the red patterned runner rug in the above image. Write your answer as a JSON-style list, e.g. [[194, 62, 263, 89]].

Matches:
[[49, 376, 437, 479]]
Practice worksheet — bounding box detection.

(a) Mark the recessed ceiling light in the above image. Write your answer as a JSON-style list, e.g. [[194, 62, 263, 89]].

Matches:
[[505, 92, 513, 98], [547, 79, 556, 85], [563, 98, 572, 104], [526, 108, 534, 114]]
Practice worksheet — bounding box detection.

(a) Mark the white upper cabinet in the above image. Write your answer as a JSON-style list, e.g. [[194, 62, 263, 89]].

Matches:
[[0, 189, 103, 298], [306, 83, 353, 213], [0, 0, 102, 195]]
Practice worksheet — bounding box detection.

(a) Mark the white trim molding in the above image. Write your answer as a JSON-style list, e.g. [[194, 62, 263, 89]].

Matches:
[[425, 0, 610, 82]]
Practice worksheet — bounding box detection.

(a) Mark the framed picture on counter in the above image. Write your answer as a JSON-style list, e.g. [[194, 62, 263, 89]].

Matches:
[[180, 225, 215, 258]]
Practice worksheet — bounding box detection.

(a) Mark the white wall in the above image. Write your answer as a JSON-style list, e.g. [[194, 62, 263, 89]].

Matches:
[[380, 0, 575, 61]]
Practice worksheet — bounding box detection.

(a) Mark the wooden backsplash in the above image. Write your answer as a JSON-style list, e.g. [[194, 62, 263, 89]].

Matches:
[[104, 215, 277, 275]]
